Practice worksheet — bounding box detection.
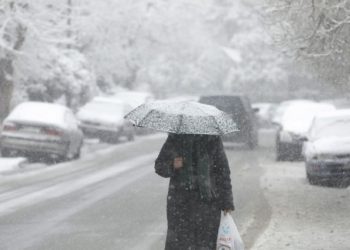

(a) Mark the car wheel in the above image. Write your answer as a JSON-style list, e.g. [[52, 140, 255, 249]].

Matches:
[[1, 148, 12, 157], [57, 142, 72, 162], [127, 133, 135, 141], [307, 173, 318, 185], [276, 140, 286, 161], [73, 141, 83, 159]]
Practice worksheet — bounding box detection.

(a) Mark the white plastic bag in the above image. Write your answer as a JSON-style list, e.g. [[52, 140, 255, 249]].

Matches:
[[216, 212, 245, 250]]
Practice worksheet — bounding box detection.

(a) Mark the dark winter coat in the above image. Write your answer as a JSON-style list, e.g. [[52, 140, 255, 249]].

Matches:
[[155, 134, 234, 250]]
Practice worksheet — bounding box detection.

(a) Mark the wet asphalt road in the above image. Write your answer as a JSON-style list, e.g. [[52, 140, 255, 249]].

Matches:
[[2, 131, 346, 250]]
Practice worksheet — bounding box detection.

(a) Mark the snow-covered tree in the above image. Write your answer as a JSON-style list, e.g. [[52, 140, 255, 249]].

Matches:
[[0, 0, 97, 122], [1, 0, 290, 122], [265, 0, 350, 89], [208, 1, 288, 100], [0, 1, 27, 122], [77, 0, 287, 99]]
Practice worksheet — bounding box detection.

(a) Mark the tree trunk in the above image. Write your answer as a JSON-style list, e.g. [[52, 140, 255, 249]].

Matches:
[[0, 8, 27, 123], [0, 58, 14, 123]]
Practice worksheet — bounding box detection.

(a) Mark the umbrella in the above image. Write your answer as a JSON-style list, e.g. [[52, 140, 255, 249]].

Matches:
[[124, 100, 238, 135]]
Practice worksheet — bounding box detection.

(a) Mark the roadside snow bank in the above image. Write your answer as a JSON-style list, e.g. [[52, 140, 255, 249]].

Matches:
[[252, 161, 350, 250], [0, 158, 27, 174]]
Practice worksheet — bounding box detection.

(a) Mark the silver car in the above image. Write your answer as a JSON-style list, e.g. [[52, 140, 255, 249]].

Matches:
[[303, 110, 350, 185], [77, 97, 135, 143], [0, 102, 83, 161]]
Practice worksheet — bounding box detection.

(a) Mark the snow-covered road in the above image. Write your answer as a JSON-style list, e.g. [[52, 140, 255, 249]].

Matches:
[[0, 131, 348, 250]]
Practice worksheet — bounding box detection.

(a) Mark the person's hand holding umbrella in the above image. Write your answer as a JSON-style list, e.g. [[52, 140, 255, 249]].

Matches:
[[173, 157, 184, 170]]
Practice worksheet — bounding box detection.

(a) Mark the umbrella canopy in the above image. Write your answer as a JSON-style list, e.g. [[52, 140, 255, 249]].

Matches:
[[124, 100, 238, 135]]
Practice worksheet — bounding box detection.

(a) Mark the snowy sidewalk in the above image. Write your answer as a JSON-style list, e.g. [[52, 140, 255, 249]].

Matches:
[[251, 161, 350, 250], [0, 158, 27, 174]]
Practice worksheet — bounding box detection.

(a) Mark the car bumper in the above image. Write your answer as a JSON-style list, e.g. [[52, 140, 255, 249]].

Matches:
[[306, 160, 350, 179], [0, 136, 67, 156], [80, 125, 122, 138], [222, 131, 254, 143]]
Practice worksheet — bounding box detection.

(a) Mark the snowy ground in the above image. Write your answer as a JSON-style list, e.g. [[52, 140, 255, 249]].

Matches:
[[0, 158, 27, 174], [0, 135, 148, 176], [251, 160, 350, 250], [249, 128, 350, 250], [0, 130, 349, 250]]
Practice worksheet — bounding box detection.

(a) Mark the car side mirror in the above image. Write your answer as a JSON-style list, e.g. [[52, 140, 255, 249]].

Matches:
[[300, 136, 308, 142], [271, 122, 282, 129]]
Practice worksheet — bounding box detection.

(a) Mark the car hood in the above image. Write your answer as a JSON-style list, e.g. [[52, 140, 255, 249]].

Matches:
[[283, 124, 309, 136], [311, 137, 350, 155]]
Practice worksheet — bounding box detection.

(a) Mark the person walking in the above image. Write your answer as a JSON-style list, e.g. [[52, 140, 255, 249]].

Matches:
[[155, 133, 235, 250]]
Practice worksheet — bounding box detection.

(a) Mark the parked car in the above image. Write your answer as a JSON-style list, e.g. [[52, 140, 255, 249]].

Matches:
[[275, 101, 335, 161], [109, 91, 155, 135], [0, 102, 83, 161], [272, 99, 314, 125], [199, 95, 258, 149], [77, 98, 135, 143], [303, 110, 350, 185]]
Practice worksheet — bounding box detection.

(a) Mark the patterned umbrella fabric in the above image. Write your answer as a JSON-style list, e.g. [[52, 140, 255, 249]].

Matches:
[[124, 100, 238, 135]]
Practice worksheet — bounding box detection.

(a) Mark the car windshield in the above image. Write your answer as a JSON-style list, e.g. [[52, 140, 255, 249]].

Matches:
[[310, 118, 350, 140], [199, 96, 245, 121]]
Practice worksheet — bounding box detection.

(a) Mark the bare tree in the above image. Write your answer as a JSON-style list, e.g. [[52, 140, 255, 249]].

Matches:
[[265, 0, 350, 88]]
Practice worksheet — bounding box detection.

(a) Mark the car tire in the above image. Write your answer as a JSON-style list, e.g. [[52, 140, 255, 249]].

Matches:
[[100, 134, 117, 144], [127, 133, 135, 141], [73, 141, 83, 159], [307, 173, 318, 185], [56, 142, 72, 162], [276, 139, 286, 161], [1, 148, 12, 157]]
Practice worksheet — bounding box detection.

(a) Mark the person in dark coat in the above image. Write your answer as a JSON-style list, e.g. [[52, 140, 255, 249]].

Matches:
[[155, 133, 235, 250]]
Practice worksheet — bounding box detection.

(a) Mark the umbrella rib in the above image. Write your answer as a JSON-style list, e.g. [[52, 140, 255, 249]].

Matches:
[[211, 115, 222, 134], [193, 103, 213, 117], [176, 114, 184, 134], [137, 109, 157, 127]]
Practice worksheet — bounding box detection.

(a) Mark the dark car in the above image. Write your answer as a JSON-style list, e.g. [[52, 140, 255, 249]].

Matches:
[[199, 95, 258, 149], [274, 101, 335, 161]]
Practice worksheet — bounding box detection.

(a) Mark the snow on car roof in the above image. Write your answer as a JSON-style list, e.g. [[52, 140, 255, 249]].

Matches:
[[6, 102, 69, 128], [281, 102, 336, 134], [92, 96, 125, 105], [314, 109, 350, 120], [111, 91, 154, 108]]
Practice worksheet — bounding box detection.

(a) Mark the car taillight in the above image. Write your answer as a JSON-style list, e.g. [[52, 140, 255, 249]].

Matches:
[[42, 127, 62, 136], [3, 123, 18, 132]]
